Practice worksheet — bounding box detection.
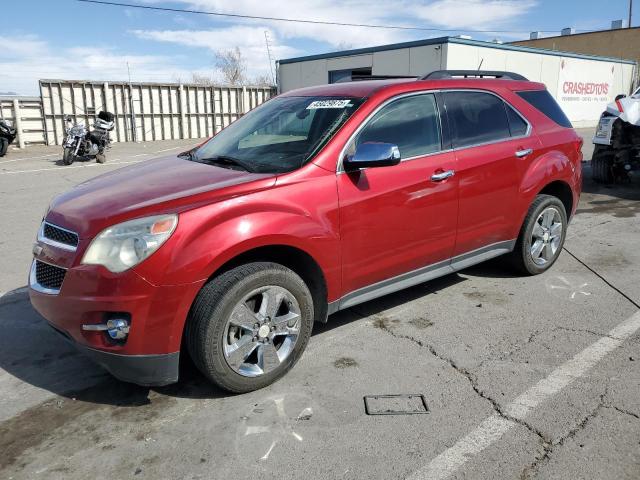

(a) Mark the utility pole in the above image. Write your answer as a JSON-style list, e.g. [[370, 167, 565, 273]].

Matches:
[[630, 0, 633, 28], [264, 31, 276, 85]]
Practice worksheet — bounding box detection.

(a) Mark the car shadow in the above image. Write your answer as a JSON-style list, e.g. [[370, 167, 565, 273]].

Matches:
[[0, 269, 502, 405]]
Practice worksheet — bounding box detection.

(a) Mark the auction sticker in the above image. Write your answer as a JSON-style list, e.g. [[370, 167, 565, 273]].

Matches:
[[307, 99, 352, 109]]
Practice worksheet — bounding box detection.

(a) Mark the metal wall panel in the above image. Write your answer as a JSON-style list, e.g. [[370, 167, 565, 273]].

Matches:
[[38, 80, 275, 145], [0, 96, 46, 146]]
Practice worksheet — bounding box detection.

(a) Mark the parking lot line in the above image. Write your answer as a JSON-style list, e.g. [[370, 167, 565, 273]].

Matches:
[[407, 309, 640, 480], [154, 146, 185, 153], [0, 160, 141, 175], [0, 154, 58, 164]]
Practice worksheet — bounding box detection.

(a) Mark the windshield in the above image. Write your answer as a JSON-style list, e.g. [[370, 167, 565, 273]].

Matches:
[[191, 96, 364, 173]]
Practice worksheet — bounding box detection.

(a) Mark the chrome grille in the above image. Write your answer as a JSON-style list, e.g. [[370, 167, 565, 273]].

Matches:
[[34, 261, 66, 290], [41, 222, 79, 249]]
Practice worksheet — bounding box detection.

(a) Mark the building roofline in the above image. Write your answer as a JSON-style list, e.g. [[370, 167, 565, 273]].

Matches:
[[512, 25, 640, 43], [277, 36, 637, 66]]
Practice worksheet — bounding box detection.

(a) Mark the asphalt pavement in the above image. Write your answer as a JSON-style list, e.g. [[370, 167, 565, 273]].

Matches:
[[0, 130, 638, 480]]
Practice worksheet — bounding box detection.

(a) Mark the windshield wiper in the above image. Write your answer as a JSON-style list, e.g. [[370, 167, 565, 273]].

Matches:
[[197, 155, 256, 173]]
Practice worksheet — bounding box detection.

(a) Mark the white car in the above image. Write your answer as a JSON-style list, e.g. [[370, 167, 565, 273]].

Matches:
[[592, 86, 640, 183]]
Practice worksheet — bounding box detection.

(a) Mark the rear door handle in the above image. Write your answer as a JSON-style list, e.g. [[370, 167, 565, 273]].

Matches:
[[431, 169, 455, 182], [515, 148, 533, 158]]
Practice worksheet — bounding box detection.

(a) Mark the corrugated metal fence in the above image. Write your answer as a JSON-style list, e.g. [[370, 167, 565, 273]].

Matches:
[[0, 96, 47, 147], [2, 80, 276, 148]]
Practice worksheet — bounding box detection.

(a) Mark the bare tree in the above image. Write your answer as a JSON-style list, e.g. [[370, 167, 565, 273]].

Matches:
[[190, 72, 216, 86], [215, 47, 247, 86], [251, 73, 275, 87]]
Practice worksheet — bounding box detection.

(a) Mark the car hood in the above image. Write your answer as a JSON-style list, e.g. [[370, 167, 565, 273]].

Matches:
[[46, 155, 276, 238]]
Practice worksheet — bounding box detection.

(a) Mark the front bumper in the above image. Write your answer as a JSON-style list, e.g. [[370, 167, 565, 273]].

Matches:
[[49, 322, 179, 386], [29, 258, 204, 386]]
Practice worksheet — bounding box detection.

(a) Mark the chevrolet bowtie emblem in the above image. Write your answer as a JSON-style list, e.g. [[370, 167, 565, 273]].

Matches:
[[32, 244, 43, 256]]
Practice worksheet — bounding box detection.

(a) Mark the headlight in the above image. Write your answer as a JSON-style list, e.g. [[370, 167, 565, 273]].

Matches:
[[81, 214, 178, 273]]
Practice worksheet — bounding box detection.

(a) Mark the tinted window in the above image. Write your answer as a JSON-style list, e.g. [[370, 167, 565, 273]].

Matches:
[[444, 92, 511, 148], [517, 90, 572, 128], [506, 105, 528, 137], [354, 94, 441, 159]]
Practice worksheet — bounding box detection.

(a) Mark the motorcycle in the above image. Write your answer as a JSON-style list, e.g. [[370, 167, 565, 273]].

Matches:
[[62, 111, 114, 165], [0, 119, 17, 157]]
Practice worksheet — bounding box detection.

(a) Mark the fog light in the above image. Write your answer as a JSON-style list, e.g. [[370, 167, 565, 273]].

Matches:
[[106, 318, 130, 340]]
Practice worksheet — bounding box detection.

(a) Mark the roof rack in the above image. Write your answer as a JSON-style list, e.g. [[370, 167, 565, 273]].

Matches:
[[421, 70, 528, 81]]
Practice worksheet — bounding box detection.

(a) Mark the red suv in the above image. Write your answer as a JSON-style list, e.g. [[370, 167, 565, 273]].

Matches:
[[29, 71, 582, 392]]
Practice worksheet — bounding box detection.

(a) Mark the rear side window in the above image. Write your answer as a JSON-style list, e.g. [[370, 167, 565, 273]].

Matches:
[[516, 90, 572, 128], [444, 91, 511, 148], [354, 93, 441, 158]]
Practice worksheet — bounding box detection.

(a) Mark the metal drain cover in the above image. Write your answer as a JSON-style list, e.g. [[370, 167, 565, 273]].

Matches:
[[364, 394, 429, 415]]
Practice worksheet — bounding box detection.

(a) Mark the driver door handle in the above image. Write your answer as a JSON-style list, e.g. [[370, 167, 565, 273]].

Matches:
[[515, 148, 533, 158], [431, 169, 455, 182]]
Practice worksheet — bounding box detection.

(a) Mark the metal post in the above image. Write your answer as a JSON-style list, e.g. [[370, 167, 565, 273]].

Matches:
[[12, 99, 25, 149], [630, 0, 634, 28], [178, 84, 187, 139]]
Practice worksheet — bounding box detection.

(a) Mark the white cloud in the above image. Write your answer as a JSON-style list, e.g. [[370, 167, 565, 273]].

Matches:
[[411, 0, 537, 30], [0, 35, 207, 95]]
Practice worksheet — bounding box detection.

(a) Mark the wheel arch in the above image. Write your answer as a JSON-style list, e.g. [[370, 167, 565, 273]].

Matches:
[[204, 244, 329, 325], [537, 180, 574, 219]]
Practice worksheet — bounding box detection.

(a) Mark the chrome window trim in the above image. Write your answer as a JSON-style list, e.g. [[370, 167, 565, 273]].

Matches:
[[38, 221, 78, 252], [442, 88, 532, 152], [29, 259, 67, 295], [336, 88, 533, 173], [337, 90, 446, 173]]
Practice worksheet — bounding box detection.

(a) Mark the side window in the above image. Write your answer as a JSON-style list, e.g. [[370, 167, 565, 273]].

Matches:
[[516, 90, 572, 128], [506, 105, 528, 137], [444, 91, 511, 148], [352, 94, 441, 159]]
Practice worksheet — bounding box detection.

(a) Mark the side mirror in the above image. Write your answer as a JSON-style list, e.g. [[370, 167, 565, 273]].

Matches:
[[343, 142, 401, 171]]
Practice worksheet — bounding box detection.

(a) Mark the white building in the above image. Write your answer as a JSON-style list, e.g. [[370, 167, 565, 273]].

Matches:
[[277, 36, 637, 128]]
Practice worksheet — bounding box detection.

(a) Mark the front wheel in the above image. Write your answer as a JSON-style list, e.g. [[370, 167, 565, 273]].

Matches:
[[509, 194, 567, 275], [96, 153, 106, 163], [591, 145, 614, 184], [186, 262, 314, 393], [0, 138, 8, 157], [62, 147, 75, 165]]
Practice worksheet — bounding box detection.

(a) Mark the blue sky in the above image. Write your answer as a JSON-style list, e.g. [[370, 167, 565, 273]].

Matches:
[[2, 0, 638, 94]]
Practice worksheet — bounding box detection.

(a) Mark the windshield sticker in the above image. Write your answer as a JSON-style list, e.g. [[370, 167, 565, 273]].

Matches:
[[307, 99, 353, 109]]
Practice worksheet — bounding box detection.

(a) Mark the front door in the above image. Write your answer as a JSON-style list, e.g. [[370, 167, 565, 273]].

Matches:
[[337, 93, 458, 298]]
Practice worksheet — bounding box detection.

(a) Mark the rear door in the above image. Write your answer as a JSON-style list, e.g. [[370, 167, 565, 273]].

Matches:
[[443, 90, 539, 257], [337, 92, 458, 297]]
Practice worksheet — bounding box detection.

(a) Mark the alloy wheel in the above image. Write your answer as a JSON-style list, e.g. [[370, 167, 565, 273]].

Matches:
[[223, 285, 301, 377], [530, 207, 563, 266]]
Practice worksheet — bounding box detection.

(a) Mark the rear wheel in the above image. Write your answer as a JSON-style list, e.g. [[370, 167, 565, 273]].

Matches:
[[591, 145, 614, 184], [0, 138, 7, 157], [62, 147, 75, 165], [509, 195, 567, 275], [186, 262, 314, 393]]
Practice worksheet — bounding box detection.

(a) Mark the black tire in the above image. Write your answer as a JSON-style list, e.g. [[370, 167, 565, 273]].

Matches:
[[96, 153, 106, 164], [591, 145, 613, 184], [0, 138, 7, 157], [63, 147, 75, 165], [186, 262, 314, 393], [509, 194, 568, 275]]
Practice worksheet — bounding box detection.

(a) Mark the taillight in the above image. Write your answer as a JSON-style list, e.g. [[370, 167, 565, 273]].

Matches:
[[574, 137, 584, 161], [615, 99, 625, 113]]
